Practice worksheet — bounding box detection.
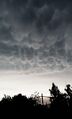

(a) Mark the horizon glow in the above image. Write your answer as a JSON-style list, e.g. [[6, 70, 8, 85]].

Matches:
[[0, 70, 72, 99]]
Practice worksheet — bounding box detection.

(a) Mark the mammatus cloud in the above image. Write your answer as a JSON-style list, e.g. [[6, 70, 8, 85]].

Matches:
[[0, 0, 72, 73]]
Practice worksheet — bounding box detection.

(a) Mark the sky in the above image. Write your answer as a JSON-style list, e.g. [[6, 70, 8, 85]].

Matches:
[[0, 0, 72, 97]]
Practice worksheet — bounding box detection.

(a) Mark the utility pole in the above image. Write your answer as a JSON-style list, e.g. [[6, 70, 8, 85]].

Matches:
[[41, 93, 44, 105]]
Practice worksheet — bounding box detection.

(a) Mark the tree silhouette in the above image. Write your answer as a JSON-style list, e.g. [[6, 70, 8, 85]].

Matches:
[[65, 84, 72, 115], [49, 83, 68, 116], [49, 83, 60, 99], [65, 84, 72, 97], [0, 83, 72, 118]]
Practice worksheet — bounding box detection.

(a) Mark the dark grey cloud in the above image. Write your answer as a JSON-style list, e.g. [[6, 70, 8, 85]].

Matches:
[[0, 0, 72, 73]]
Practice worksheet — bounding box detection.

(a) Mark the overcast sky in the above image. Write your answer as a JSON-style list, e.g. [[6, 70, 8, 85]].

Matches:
[[0, 0, 72, 97]]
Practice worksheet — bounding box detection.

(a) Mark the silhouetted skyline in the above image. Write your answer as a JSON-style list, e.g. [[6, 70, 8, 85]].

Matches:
[[0, 83, 72, 118]]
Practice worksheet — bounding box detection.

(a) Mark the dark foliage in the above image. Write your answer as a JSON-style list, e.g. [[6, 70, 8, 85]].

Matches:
[[0, 83, 72, 118]]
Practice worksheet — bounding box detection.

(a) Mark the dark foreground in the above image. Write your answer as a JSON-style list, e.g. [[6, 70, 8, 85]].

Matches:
[[0, 83, 72, 118]]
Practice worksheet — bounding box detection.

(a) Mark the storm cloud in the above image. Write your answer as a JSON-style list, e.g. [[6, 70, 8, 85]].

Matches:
[[0, 0, 72, 73]]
